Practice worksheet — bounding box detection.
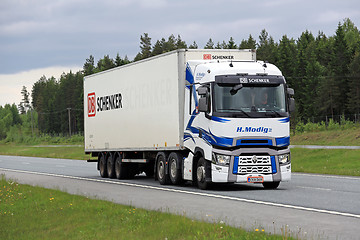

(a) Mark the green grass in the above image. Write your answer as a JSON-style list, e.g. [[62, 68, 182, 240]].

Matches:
[[291, 127, 360, 146], [0, 143, 87, 160], [0, 176, 290, 240], [291, 148, 360, 176]]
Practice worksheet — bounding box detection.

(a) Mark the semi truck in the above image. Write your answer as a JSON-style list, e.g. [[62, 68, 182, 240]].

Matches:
[[84, 49, 295, 190]]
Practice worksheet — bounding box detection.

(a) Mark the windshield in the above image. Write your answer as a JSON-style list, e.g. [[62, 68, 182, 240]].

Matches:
[[213, 83, 287, 117]]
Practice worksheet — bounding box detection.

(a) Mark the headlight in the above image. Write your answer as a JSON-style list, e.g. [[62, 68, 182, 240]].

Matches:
[[212, 153, 230, 166], [278, 154, 290, 164]]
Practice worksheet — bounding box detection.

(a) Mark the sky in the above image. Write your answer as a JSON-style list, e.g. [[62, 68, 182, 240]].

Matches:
[[1, 0, 360, 106]]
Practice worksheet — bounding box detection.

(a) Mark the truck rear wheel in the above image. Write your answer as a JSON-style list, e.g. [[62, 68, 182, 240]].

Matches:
[[156, 152, 170, 185], [106, 153, 116, 179], [99, 153, 108, 178], [168, 152, 182, 185], [115, 153, 127, 179]]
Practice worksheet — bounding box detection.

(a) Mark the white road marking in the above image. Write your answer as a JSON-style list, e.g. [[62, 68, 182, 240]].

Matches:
[[296, 186, 332, 191], [293, 172, 360, 181], [1, 167, 360, 219]]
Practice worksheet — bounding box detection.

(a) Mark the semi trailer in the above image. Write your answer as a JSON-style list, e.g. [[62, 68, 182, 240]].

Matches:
[[84, 49, 295, 190]]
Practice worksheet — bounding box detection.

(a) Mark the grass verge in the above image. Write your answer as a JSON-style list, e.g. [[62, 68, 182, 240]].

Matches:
[[291, 148, 360, 176], [0, 176, 290, 240], [0, 143, 87, 160], [291, 128, 360, 146]]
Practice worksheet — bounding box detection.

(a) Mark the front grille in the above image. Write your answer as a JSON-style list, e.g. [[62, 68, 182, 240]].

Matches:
[[234, 155, 273, 175], [238, 166, 272, 174], [238, 155, 271, 165]]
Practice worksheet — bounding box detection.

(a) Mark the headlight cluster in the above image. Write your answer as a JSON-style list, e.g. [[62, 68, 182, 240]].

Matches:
[[278, 154, 290, 164], [212, 153, 230, 166]]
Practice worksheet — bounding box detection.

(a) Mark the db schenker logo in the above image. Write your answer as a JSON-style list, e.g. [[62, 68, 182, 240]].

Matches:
[[88, 92, 96, 117], [203, 54, 211, 60]]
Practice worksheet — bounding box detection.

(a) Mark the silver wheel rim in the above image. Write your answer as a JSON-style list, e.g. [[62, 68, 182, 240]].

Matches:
[[197, 165, 205, 183], [170, 160, 177, 179], [158, 161, 165, 179]]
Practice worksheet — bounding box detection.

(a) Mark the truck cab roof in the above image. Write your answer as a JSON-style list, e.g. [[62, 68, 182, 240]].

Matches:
[[189, 60, 284, 84]]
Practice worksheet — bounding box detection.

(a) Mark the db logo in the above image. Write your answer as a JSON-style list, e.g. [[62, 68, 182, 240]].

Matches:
[[203, 54, 211, 60], [88, 92, 96, 117]]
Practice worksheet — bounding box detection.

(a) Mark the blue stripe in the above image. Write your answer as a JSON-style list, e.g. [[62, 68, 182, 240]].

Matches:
[[186, 63, 198, 107], [200, 128, 233, 147], [211, 116, 230, 123], [236, 139, 272, 146], [271, 156, 277, 174], [233, 156, 239, 174], [275, 136, 290, 147], [278, 117, 290, 123]]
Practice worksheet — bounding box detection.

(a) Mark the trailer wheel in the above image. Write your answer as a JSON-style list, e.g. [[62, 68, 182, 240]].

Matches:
[[262, 181, 280, 189], [156, 152, 170, 185], [106, 153, 116, 179], [115, 153, 127, 179], [99, 153, 108, 178], [168, 152, 182, 185], [196, 157, 210, 190]]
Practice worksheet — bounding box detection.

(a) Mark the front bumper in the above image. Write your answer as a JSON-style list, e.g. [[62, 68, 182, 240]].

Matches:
[[211, 147, 291, 183]]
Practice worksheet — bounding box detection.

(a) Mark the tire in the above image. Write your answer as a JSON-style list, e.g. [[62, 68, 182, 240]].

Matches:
[[115, 153, 127, 179], [168, 152, 182, 185], [99, 153, 108, 178], [196, 157, 210, 190], [262, 181, 280, 189], [156, 152, 170, 185], [106, 153, 116, 179]]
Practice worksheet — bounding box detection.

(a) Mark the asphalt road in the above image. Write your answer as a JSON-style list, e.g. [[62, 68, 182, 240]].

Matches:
[[1, 155, 359, 240]]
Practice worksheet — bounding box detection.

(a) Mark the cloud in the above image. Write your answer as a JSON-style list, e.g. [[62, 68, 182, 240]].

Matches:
[[0, 66, 81, 106]]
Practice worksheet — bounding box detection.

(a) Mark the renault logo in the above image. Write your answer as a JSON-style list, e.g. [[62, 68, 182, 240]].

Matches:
[[252, 155, 257, 163]]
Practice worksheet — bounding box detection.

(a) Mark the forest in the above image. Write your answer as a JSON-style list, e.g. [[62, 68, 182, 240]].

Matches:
[[1, 18, 359, 139]]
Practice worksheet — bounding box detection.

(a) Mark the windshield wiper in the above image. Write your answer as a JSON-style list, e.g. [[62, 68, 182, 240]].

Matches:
[[228, 109, 251, 118], [265, 110, 282, 117]]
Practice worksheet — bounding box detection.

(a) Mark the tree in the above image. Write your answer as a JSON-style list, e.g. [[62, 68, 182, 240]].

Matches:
[[83, 55, 95, 76], [347, 52, 360, 114], [239, 35, 256, 49], [96, 55, 116, 72], [152, 39, 165, 55], [134, 33, 152, 61], [227, 37, 237, 49], [342, 18, 360, 54], [204, 38, 214, 49], [176, 35, 187, 49], [257, 29, 277, 63], [18, 86, 30, 114], [276, 35, 297, 87], [188, 41, 198, 49], [115, 53, 131, 66], [330, 23, 351, 115]]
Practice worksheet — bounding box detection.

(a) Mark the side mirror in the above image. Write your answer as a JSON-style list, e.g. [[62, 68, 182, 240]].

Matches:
[[198, 97, 208, 113], [197, 86, 208, 96], [289, 98, 295, 113], [287, 88, 294, 96], [197, 85, 210, 113]]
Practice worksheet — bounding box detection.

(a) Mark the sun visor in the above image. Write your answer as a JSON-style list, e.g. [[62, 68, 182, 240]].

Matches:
[[215, 75, 285, 86]]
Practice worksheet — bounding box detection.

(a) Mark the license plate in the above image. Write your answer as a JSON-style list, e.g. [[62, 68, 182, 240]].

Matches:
[[247, 176, 264, 183]]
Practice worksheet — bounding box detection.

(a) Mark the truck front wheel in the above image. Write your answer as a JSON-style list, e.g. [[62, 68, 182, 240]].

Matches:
[[262, 181, 280, 189], [196, 157, 210, 190]]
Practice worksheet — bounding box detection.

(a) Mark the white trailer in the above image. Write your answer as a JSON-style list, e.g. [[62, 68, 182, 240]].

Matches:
[[84, 49, 294, 189]]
